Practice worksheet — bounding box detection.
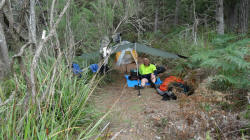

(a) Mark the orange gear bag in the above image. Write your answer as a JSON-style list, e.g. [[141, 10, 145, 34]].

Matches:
[[159, 76, 184, 91]]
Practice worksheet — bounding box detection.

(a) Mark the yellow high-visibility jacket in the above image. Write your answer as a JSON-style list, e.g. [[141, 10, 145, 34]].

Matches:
[[139, 64, 156, 75]]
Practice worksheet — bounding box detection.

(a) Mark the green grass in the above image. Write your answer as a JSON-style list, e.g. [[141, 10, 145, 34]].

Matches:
[[0, 56, 104, 139]]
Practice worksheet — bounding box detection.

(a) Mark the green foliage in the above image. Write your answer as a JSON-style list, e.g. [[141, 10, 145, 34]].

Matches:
[[191, 35, 250, 90], [206, 131, 211, 140], [56, 0, 138, 54], [243, 105, 250, 120], [0, 56, 103, 139]]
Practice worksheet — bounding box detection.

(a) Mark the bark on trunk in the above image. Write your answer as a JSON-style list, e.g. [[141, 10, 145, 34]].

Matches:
[[174, 0, 180, 25], [239, 0, 249, 34], [216, 0, 224, 35], [3, 0, 19, 41], [192, 0, 198, 44], [0, 22, 10, 79], [227, 3, 239, 32], [154, 2, 159, 33], [0, 0, 6, 10], [29, 0, 37, 45]]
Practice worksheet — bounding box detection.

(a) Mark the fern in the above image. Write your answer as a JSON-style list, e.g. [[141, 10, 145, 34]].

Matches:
[[191, 35, 250, 90]]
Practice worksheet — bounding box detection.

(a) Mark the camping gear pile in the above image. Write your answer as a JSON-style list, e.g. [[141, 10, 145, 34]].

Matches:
[[156, 76, 192, 101], [76, 33, 191, 100], [128, 66, 166, 80], [125, 75, 162, 87]]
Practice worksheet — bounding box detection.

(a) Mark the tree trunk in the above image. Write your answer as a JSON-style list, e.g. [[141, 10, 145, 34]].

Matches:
[[227, 3, 239, 32], [0, 22, 10, 79], [216, 0, 224, 35], [154, 1, 159, 33], [239, 0, 249, 34], [174, 0, 180, 25], [0, 0, 6, 10], [192, 0, 198, 44], [29, 0, 37, 45]]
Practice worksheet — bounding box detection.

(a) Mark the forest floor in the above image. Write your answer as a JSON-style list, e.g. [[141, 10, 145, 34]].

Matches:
[[91, 70, 249, 140]]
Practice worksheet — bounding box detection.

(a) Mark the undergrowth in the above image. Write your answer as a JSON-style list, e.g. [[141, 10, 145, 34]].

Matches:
[[148, 31, 250, 91], [191, 35, 250, 90], [0, 55, 103, 139]]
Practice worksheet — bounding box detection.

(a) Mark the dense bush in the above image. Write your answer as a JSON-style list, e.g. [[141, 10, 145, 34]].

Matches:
[[191, 35, 250, 90]]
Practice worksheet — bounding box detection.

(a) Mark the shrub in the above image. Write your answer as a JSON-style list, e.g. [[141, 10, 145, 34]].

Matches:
[[191, 35, 250, 90]]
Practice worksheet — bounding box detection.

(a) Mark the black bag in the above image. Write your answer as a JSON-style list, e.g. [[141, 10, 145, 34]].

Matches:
[[129, 69, 139, 80], [156, 66, 166, 74], [99, 65, 109, 74]]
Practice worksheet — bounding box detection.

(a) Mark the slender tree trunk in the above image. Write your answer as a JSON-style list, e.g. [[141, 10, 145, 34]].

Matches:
[[154, 1, 159, 33], [0, 0, 6, 10], [239, 0, 249, 34], [216, 0, 224, 35], [192, 0, 198, 44], [0, 22, 10, 79], [228, 3, 238, 32], [232, 3, 239, 32], [174, 0, 180, 25], [29, 0, 37, 45]]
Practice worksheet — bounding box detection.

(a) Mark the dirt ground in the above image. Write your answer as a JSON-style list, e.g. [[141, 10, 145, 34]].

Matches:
[[91, 70, 249, 140], [92, 71, 183, 140]]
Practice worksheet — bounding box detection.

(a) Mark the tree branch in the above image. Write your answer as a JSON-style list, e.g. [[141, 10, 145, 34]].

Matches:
[[0, 0, 6, 10], [30, 0, 71, 103], [0, 91, 15, 107], [12, 43, 32, 59], [50, 0, 57, 29]]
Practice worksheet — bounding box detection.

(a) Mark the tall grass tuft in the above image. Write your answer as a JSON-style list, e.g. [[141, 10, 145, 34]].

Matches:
[[0, 55, 102, 139]]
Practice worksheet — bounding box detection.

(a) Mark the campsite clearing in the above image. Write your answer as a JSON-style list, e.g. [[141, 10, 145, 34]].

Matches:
[[92, 72, 180, 140], [92, 71, 248, 140]]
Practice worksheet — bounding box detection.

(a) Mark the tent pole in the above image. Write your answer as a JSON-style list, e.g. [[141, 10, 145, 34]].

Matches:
[[134, 43, 141, 96]]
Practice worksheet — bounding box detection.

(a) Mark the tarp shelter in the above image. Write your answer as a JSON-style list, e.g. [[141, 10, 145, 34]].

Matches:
[[80, 41, 181, 64], [110, 41, 179, 59]]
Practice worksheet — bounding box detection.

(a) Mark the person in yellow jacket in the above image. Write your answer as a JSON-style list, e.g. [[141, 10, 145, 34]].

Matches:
[[138, 58, 157, 88]]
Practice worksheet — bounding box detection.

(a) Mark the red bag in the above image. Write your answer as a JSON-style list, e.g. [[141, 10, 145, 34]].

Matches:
[[159, 76, 184, 91]]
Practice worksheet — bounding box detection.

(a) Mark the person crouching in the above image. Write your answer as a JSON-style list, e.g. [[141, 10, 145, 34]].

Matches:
[[136, 58, 157, 89]]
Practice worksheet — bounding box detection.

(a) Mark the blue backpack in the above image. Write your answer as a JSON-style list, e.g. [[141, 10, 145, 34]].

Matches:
[[72, 63, 83, 77]]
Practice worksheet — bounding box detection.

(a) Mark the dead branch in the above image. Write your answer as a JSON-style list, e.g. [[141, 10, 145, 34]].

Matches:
[[94, 122, 110, 140], [30, 0, 71, 103], [0, 0, 6, 10], [113, 15, 128, 34], [50, 0, 57, 28], [0, 91, 15, 106], [12, 43, 32, 59], [11, 42, 32, 80], [110, 129, 124, 140]]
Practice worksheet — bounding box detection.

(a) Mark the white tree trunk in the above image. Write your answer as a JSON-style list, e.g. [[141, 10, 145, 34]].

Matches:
[[29, 0, 37, 45], [154, 6, 158, 33], [192, 0, 198, 45], [216, 0, 224, 35], [0, 22, 10, 79], [154, 0, 159, 33]]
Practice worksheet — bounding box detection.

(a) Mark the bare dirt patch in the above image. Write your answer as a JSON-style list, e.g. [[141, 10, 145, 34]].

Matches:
[[91, 72, 249, 140], [92, 72, 180, 140]]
